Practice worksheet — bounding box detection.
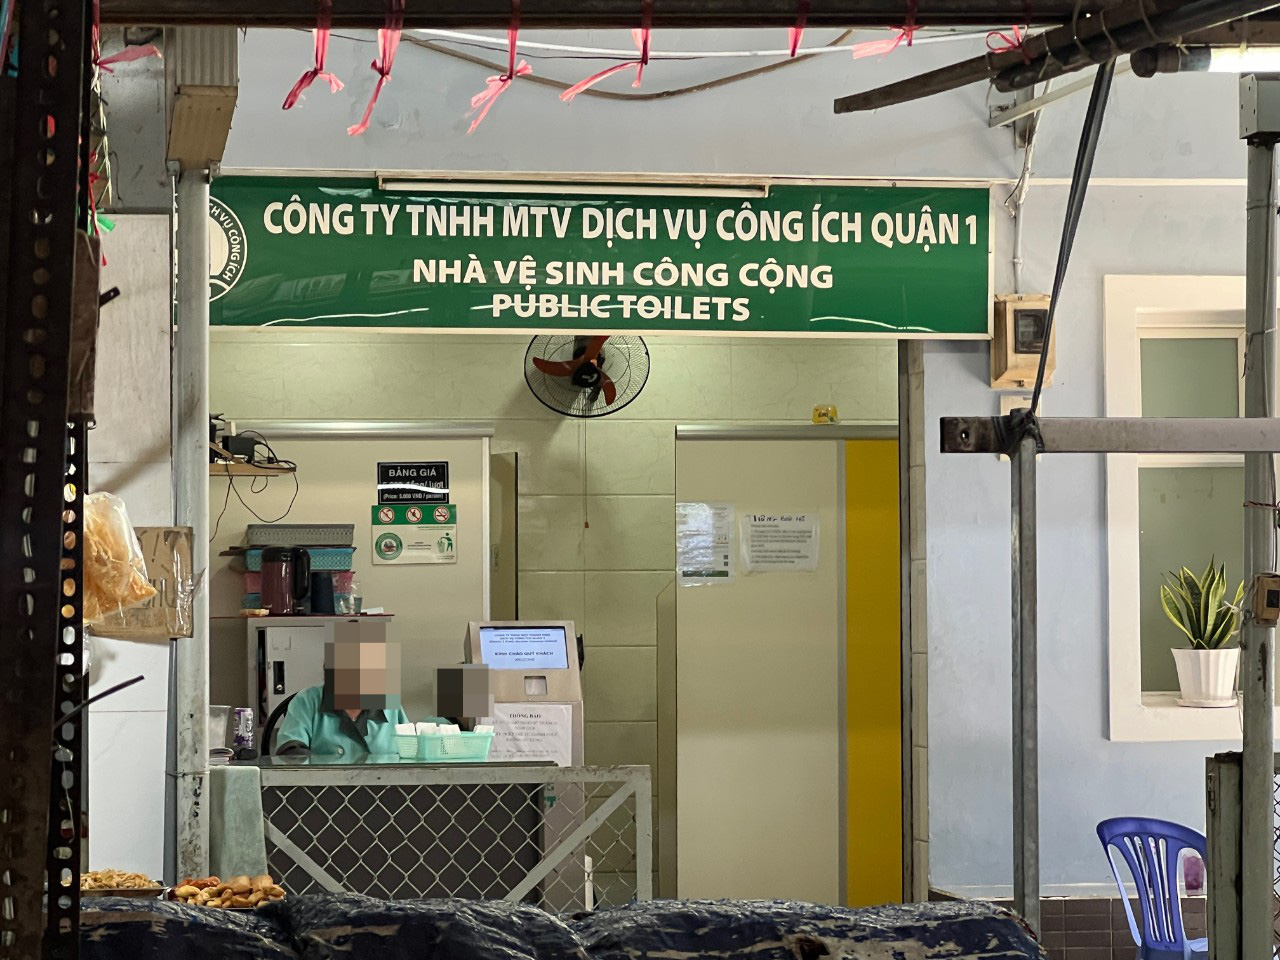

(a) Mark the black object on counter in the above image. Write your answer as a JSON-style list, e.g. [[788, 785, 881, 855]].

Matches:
[[309, 572, 335, 615]]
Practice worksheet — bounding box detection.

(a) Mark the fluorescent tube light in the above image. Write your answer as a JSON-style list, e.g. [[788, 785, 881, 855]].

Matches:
[[1209, 46, 1280, 73], [377, 178, 769, 199]]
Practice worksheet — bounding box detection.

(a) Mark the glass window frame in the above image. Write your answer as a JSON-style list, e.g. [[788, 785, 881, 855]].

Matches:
[[1102, 275, 1277, 742]]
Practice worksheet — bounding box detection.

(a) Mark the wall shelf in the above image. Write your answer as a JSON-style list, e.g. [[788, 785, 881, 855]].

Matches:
[[210, 461, 295, 478]]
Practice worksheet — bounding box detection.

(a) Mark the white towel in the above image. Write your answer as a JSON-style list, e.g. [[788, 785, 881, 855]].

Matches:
[[437, 724, 460, 735], [395, 723, 416, 736], [415, 722, 439, 736]]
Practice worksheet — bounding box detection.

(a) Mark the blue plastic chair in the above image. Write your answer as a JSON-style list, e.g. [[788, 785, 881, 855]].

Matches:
[[1097, 818, 1209, 960]]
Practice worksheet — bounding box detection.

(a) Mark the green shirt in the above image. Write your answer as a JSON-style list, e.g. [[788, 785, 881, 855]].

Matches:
[[276, 685, 448, 757]]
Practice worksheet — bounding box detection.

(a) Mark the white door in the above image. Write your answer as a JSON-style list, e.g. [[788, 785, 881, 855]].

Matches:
[[674, 439, 842, 903]]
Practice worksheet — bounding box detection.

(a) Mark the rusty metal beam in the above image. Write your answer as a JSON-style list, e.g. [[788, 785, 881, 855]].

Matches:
[[941, 416, 1280, 454], [996, 0, 1280, 89], [100, 0, 1122, 28], [834, 0, 1280, 111]]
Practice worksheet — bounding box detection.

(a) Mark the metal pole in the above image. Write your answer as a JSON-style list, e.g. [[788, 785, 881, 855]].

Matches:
[[1011, 433, 1039, 934], [1239, 96, 1277, 960], [171, 168, 211, 879]]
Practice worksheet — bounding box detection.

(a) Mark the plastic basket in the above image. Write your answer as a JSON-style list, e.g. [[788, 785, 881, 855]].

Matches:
[[246, 524, 355, 547], [397, 732, 494, 762], [244, 547, 355, 572]]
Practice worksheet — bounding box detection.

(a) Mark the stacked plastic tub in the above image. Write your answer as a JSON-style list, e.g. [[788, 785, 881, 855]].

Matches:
[[235, 524, 356, 613]]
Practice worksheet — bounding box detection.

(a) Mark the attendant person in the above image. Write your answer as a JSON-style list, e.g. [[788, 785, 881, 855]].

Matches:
[[276, 638, 447, 757]]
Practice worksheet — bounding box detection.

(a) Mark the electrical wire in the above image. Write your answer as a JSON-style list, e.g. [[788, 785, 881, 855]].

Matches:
[[319, 26, 990, 103], [1027, 59, 1114, 418], [400, 29, 856, 100], [1005, 78, 1052, 295], [54, 675, 144, 728], [408, 26, 993, 59], [210, 432, 300, 539]]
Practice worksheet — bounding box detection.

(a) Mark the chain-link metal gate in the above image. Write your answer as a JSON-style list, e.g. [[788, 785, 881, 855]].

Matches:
[[1205, 752, 1280, 959], [259, 764, 651, 913]]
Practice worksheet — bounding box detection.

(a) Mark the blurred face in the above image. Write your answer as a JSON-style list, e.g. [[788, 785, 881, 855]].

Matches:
[[324, 641, 402, 711]]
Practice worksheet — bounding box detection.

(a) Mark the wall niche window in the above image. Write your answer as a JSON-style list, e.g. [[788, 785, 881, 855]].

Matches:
[[1104, 276, 1274, 741]]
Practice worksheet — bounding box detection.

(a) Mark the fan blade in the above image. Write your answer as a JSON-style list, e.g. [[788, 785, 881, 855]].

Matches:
[[598, 370, 618, 405], [532, 356, 578, 377], [581, 335, 609, 365]]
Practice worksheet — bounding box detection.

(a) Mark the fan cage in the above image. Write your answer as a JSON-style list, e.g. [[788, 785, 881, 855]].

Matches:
[[524, 336, 651, 419]]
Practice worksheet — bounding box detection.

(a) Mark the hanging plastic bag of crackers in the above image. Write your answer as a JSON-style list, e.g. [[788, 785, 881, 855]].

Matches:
[[82, 492, 156, 624]]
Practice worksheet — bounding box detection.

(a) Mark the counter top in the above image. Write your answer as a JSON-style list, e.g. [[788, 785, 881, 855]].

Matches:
[[240, 754, 555, 769]]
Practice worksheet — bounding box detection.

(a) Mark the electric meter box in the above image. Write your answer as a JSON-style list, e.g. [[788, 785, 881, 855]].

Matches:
[[991, 293, 1055, 389]]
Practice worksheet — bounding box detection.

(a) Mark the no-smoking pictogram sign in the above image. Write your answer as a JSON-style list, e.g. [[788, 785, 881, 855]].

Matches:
[[433, 506, 451, 523]]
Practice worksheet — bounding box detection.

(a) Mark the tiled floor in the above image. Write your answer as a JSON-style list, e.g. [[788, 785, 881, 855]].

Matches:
[[985, 897, 1207, 960]]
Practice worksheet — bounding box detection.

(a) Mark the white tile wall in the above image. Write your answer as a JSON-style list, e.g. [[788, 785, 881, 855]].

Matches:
[[585, 422, 675, 495], [729, 342, 895, 421], [582, 647, 657, 722], [518, 571, 586, 626], [87, 710, 167, 876], [86, 635, 171, 712], [88, 215, 173, 881], [518, 496, 586, 571], [584, 496, 675, 571], [493, 419, 584, 495], [584, 572, 674, 646], [585, 720, 657, 769]]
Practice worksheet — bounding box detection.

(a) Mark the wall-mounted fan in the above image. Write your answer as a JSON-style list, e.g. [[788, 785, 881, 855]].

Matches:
[[524, 335, 650, 418]]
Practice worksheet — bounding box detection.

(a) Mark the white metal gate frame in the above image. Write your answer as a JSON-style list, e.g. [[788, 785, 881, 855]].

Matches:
[[258, 763, 653, 907]]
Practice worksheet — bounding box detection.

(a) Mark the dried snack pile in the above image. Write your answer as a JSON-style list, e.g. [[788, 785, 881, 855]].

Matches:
[[172, 874, 286, 908]]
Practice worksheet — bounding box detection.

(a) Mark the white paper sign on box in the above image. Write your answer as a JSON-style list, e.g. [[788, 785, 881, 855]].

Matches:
[[486, 703, 574, 768]]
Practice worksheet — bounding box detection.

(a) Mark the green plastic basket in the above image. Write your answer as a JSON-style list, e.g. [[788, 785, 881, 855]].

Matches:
[[396, 731, 493, 763]]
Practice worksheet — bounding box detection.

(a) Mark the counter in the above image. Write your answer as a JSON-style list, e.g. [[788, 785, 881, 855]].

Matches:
[[208, 759, 652, 912]]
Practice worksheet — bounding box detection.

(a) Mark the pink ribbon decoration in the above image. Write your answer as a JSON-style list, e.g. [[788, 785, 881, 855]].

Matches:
[[348, 0, 404, 136], [788, 0, 810, 57], [283, 0, 343, 109], [851, 0, 917, 59], [560, 18, 653, 103], [986, 24, 1031, 61], [468, 57, 532, 131], [468, 2, 530, 132], [96, 43, 162, 71], [91, 0, 161, 73]]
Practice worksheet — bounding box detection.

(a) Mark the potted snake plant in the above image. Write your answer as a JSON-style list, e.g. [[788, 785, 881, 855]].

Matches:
[[1160, 559, 1244, 707]]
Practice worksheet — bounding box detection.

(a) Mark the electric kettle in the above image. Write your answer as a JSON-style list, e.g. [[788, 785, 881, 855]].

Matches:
[[261, 546, 311, 615]]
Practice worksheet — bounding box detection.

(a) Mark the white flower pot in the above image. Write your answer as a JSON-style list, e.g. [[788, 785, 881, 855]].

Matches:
[[1171, 647, 1240, 707]]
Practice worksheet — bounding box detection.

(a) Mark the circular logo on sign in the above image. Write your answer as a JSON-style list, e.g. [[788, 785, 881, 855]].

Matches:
[[376, 532, 403, 559], [433, 506, 451, 523], [378, 507, 395, 524], [406, 507, 422, 523], [208, 196, 247, 302]]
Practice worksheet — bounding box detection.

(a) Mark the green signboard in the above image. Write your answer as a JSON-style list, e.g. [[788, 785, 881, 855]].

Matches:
[[208, 176, 990, 338]]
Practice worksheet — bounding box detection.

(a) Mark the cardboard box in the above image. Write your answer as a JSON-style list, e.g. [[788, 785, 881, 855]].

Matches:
[[93, 527, 195, 640]]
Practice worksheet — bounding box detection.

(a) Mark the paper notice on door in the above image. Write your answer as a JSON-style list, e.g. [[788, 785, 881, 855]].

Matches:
[[485, 703, 574, 767], [676, 501, 735, 586], [740, 513, 820, 572]]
